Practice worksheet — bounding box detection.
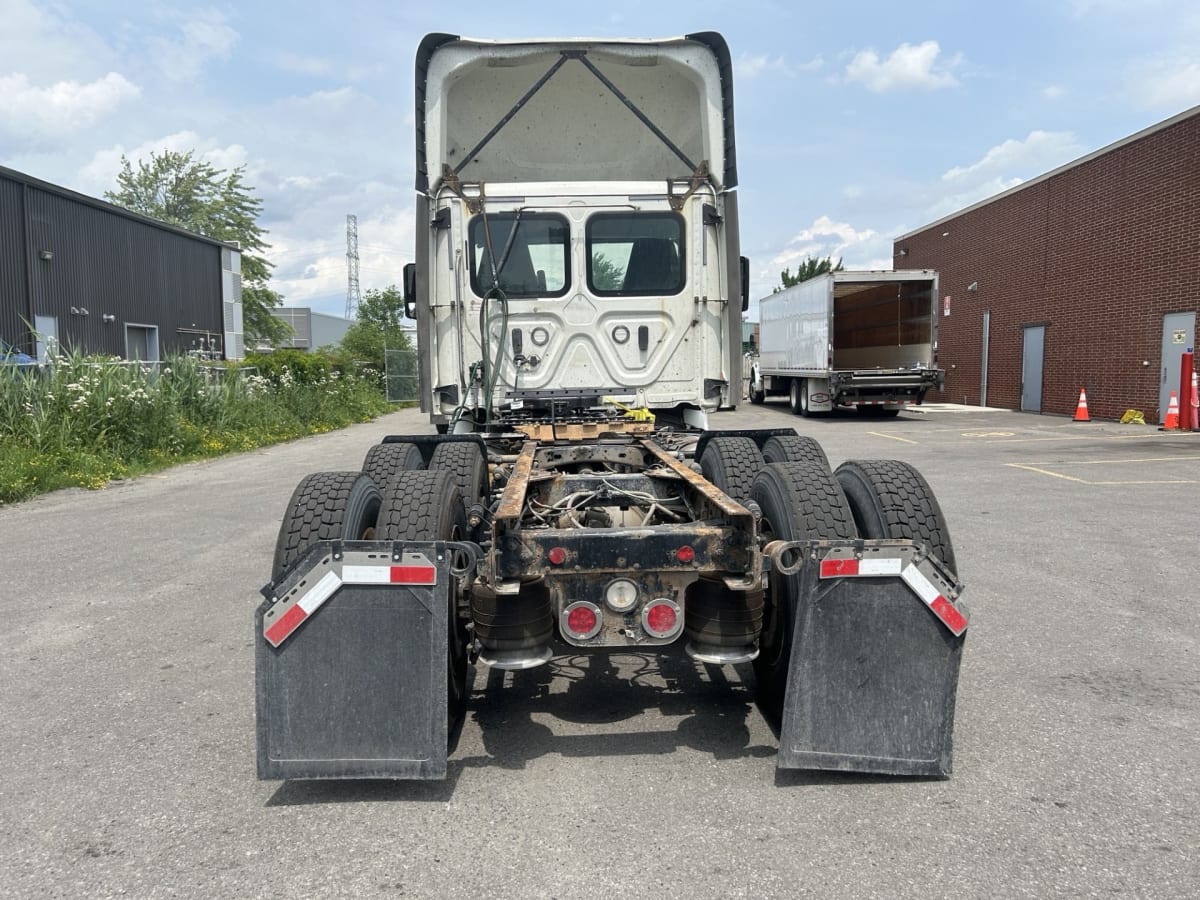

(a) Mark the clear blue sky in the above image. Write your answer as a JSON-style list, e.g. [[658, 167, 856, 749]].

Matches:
[[2, 1, 1197, 318]]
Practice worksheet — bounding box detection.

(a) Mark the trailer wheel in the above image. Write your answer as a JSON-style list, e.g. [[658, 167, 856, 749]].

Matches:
[[699, 436, 764, 503], [377, 469, 472, 732], [749, 367, 765, 404], [751, 461, 857, 718], [428, 440, 488, 506], [361, 441, 424, 488], [835, 460, 957, 573], [761, 433, 830, 470], [272, 472, 382, 582], [788, 378, 809, 416]]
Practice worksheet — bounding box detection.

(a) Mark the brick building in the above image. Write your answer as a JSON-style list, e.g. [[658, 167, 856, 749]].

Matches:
[[895, 105, 1199, 423]]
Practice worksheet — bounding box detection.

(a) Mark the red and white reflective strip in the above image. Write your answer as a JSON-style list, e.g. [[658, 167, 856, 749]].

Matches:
[[264, 554, 437, 647], [264, 571, 341, 647], [820, 554, 967, 637], [341, 563, 437, 585]]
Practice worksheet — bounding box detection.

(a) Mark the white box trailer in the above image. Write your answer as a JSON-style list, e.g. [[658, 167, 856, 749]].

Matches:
[[749, 270, 944, 416]]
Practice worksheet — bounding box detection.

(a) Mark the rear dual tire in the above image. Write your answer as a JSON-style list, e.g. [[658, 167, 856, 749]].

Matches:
[[272, 472, 382, 582], [835, 460, 957, 573], [751, 461, 857, 718], [376, 469, 472, 732], [272, 467, 472, 745]]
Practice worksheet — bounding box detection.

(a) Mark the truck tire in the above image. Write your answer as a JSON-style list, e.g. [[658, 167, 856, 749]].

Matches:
[[751, 461, 857, 718], [699, 436, 764, 503], [788, 378, 809, 417], [272, 472, 382, 582], [761, 433, 829, 470], [749, 367, 765, 404], [362, 441, 424, 489], [835, 460, 957, 573], [428, 440, 488, 506], [376, 469, 471, 732]]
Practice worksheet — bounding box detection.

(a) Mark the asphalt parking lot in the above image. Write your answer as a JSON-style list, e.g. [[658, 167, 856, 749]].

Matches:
[[2, 401, 1198, 899]]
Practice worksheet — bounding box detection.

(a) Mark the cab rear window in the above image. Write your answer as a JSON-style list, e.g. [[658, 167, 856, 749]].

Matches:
[[469, 213, 570, 298], [587, 213, 685, 296]]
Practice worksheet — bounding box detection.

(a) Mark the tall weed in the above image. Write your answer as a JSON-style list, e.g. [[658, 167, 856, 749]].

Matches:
[[0, 349, 390, 504]]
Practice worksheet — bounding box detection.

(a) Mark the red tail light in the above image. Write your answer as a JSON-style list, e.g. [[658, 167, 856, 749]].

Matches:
[[562, 601, 602, 640], [642, 598, 682, 639]]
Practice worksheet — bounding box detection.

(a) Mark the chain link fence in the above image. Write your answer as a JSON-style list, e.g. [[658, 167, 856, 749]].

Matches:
[[384, 349, 419, 403]]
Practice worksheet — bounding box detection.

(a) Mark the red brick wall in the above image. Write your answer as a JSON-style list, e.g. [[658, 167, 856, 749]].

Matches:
[[897, 110, 1200, 422]]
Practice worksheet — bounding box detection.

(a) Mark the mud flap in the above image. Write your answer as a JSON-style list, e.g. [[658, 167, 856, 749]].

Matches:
[[775, 543, 967, 778], [255, 540, 461, 780]]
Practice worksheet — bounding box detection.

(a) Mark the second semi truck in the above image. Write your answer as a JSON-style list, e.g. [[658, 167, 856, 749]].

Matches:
[[749, 270, 944, 416]]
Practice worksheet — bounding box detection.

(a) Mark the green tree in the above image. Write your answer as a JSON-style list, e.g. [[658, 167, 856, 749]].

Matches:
[[591, 253, 625, 292], [339, 285, 413, 370], [105, 150, 290, 345], [774, 255, 844, 292]]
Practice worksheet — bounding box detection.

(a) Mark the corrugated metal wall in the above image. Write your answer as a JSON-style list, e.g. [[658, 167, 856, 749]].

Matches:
[[0, 178, 31, 352], [2, 168, 227, 360]]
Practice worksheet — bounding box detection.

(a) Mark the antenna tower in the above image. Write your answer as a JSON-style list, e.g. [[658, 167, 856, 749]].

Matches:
[[345, 214, 361, 318]]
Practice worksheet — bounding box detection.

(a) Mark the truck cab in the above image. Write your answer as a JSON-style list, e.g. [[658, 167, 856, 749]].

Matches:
[[408, 34, 746, 431]]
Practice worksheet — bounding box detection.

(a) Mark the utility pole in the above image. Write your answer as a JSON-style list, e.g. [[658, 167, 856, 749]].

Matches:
[[345, 214, 361, 319]]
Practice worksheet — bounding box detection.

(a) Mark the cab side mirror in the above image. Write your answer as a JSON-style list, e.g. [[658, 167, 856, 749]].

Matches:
[[740, 256, 750, 311], [403, 263, 417, 319]]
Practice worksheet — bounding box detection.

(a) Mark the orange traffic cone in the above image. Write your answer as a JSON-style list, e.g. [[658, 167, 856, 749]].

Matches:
[[1162, 390, 1180, 429], [1073, 388, 1090, 422]]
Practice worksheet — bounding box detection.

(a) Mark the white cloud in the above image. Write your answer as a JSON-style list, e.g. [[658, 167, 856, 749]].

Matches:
[[0, 72, 139, 145], [748, 216, 887, 301], [923, 130, 1085, 219], [271, 207, 416, 314], [148, 9, 238, 82], [941, 130, 1082, 185], [735, 53, 822, 80], [0, 0, 118, 83], [845, 41, 960, 93], [1042, 84, 1066, 99], [273, 52, 335, 77], [1130, 57, 1200, 108]]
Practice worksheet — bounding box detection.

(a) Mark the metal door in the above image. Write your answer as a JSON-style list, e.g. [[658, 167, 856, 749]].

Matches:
[[1021, 325, 1044, 412], [125, 324, 159, 362], [980, 311, 991, 407], [34, 315, 57, 363], [1160, 312, 1196, 420]]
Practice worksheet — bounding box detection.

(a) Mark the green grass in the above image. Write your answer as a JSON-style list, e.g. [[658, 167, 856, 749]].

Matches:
[[0, 350, 392, 505]]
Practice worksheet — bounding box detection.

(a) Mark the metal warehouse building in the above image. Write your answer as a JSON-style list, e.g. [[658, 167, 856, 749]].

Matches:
[[270, 307, 354, 352], [895, 105, 1199, 423], [1, 166, 244, 363]]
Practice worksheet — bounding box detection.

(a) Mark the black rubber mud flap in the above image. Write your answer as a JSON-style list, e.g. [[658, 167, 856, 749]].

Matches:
[[776, 544, 967, 778], [256, 540, 454, 780]]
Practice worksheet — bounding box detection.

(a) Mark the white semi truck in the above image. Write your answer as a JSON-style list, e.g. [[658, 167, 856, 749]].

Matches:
[[749, 270, 944, 416], [255, 33, 968, 782]]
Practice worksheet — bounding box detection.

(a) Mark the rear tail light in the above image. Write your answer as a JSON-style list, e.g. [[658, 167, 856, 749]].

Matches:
[[562, 601, 602, 640], [604, 579, 639, 613], [641, 598, 682, 639]]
